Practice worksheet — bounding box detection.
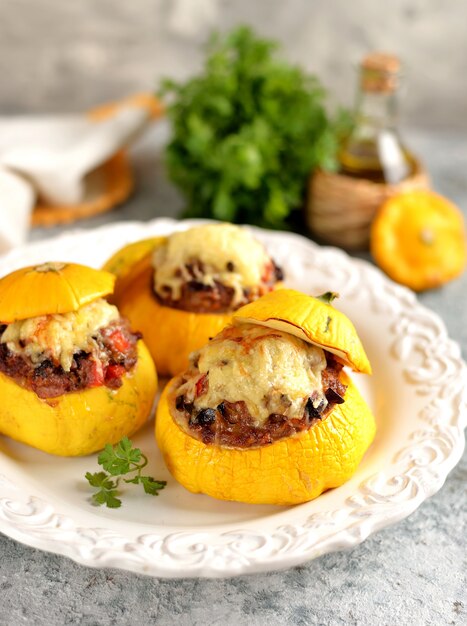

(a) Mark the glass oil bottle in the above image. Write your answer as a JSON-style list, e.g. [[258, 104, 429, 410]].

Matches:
[[339, 53, 416, 184]]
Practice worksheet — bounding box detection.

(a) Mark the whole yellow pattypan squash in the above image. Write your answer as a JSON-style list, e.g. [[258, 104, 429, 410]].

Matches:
[[371, 190, 466, 291]]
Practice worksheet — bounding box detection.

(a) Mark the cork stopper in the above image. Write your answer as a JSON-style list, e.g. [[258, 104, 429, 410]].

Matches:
[[360, 52, 401, 93]]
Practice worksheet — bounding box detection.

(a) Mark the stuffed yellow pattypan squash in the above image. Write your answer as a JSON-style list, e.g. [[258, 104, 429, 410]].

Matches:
[[156, 288, 375, 505], [0, 261, 157, 456], [104, 223, 283, 376]]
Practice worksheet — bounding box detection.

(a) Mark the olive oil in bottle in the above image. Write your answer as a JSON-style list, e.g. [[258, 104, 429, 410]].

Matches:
[[339, 53, 415, 184]]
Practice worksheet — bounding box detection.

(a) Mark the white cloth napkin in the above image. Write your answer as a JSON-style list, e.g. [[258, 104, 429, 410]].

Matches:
[[0, 100, 156, 254]]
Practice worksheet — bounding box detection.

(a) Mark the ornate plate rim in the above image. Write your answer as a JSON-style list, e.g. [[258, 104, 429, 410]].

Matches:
[[0, 218, 466, 578]]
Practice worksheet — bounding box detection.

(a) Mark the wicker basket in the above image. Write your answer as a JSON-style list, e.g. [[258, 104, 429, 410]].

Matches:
[[31, 93, 163, 227], [306, 159, 430, 250]]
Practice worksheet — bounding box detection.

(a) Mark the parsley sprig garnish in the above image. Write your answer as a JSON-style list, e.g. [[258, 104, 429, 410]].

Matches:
[[85, 437, 166, 508]]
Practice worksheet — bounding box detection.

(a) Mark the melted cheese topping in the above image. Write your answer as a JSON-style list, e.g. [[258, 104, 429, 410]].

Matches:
[[1, 298, 119, 371], [152, 224, 271, 305], [185, 324, 327, 426]]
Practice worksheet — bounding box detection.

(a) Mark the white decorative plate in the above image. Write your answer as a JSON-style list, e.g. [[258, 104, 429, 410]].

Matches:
[[0, 219, 465, 578]]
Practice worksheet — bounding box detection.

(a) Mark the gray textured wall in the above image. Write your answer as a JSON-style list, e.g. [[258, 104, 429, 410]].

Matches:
[[1, 0, 466, 128]]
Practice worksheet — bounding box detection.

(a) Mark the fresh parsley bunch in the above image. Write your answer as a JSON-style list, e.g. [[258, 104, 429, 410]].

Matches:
[[160, 26, 350, 229], [85, 437, 166, 508]]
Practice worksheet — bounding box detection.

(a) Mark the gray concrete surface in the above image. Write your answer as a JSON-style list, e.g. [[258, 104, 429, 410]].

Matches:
[[1, 0, 467, 129], [0, 126, 466, 625]]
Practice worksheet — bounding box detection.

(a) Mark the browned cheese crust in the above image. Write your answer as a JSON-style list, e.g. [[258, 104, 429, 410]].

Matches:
[[172, 353, 347, 448], [156, 260, 283, 313]]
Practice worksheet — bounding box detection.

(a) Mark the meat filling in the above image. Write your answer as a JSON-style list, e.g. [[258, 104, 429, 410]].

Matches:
[[173, 353, 347, 448], [151, 223, 284, 313], [155, 260, 283, 313], [0, 319, 140, 399]]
